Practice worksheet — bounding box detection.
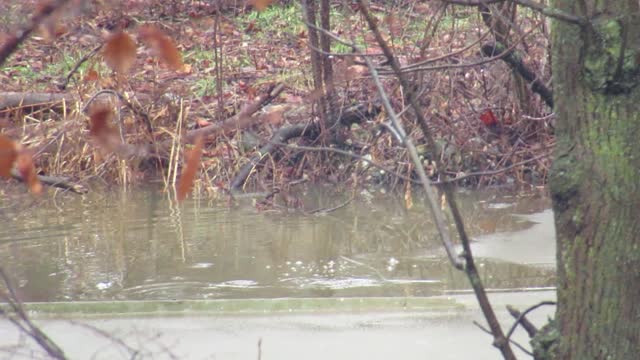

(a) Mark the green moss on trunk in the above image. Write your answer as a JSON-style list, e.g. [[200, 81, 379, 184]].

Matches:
[[550, 1, 640, 359]]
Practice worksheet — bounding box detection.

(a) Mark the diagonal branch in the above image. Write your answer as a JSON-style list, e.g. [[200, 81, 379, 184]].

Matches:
[[481, 42, 554, 108], [0, 0, 73, 66], [441, 0, 586, 25], [357, 1, 517, 358]]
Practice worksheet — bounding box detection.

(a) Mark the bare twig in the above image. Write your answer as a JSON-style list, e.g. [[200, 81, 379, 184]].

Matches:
[[441, 0, 586, 25], [357, 1, 516, 358], [0, 0, 73, 66], [304, 195, 354, 215], [57, 44, 103, 90], [274, 142, 419, 184], [0, 268, 67, 359], [391, 23, 540, 75], [505, 301, 557, 340], [432, 152, 551, 185], [11, 170, 88, 194], [473, 321, 533, 356], [341, 8, 466, 269], [481, 42, 554, 108]]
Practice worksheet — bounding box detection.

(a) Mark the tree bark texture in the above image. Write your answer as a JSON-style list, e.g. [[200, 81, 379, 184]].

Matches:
[[549, 1, 640, 359]]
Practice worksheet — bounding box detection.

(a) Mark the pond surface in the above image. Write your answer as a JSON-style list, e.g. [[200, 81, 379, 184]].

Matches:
[[0, 186, 555, 302]]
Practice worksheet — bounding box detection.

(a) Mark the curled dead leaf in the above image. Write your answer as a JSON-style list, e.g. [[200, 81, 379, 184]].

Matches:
[[176, 136, 204, 202]]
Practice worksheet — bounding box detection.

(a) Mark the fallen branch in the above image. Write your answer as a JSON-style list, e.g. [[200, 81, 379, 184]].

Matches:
[[304, 195, 354, 215], [230, 123, 316, 190], [184, 83, 286, 143], [11, 170, 88, 194], [433, 152, 551, 185], [0, 92, 75, 111], [89, 84, 286, 162], [280, 142, 418, 183], [229, 103, 381, 190], [0, 0, 72, 66], [481, 42, 554, 108]]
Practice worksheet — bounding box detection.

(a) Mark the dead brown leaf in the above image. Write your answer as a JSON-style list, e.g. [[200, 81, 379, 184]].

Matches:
[[0, 134, 18, 178], [88, 105, 120, 152], [103, 31, 137, 73], [176, 136, 204, 202], [16, 151, 42, 195], [250, 0, 274, 11], [84, 68, 99, 82], [138, 25, 183, 71]]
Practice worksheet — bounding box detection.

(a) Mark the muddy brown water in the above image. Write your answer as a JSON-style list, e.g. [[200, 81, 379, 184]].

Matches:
[[0, 186, 557, 359], [0, 186, 555, 302]]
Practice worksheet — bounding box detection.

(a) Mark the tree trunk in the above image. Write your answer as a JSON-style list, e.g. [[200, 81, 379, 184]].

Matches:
[[549, 1, 640, 359]]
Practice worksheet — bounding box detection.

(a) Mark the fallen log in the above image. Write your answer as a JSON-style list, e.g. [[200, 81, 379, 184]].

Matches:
[[230, 102, 381, 190], [0, 92, 75, 111]]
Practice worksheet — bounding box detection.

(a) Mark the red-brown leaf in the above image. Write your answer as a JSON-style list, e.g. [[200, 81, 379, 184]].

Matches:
[[16, 151, 42, 195], [0, 134, 18, 177], [176, 136, 204, 202], [479, 109, 498, 127], [103, 31, 137, 73], [251, 0, 274, 11], [88, 105, 120, 152], [89, 106, 113, 137], [138, 25, 183, 71]]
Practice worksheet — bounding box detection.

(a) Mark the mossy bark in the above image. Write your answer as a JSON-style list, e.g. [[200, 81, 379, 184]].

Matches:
[[549, 1, 640, 359]]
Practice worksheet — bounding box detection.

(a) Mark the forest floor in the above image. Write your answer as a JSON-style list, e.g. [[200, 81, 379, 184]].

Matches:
[[0, 0, 554, 199]]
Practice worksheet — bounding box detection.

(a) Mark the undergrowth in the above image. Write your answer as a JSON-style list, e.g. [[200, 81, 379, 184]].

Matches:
[[0, 0, 554, 197]]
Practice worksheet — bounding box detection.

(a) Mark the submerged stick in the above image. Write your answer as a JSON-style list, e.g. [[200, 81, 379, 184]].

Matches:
[[11, 170, 88, 194]]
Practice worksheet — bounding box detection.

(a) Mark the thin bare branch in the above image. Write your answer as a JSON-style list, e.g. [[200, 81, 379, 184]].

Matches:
[[473, 321, 534, 356], [357, 0, 516, 358], [505, 301, 557, 340], [441, 0, 586, 25], [432, 152, 551, 185], [0, 268, 67, 360], [0, 0, 73, 66]]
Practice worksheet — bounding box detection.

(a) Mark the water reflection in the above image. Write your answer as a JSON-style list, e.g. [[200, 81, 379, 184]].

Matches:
[[0, 186, 555, 301]]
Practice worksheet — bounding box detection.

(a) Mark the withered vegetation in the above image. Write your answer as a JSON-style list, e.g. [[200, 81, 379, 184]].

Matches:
[[0, 0, 553, 197]]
